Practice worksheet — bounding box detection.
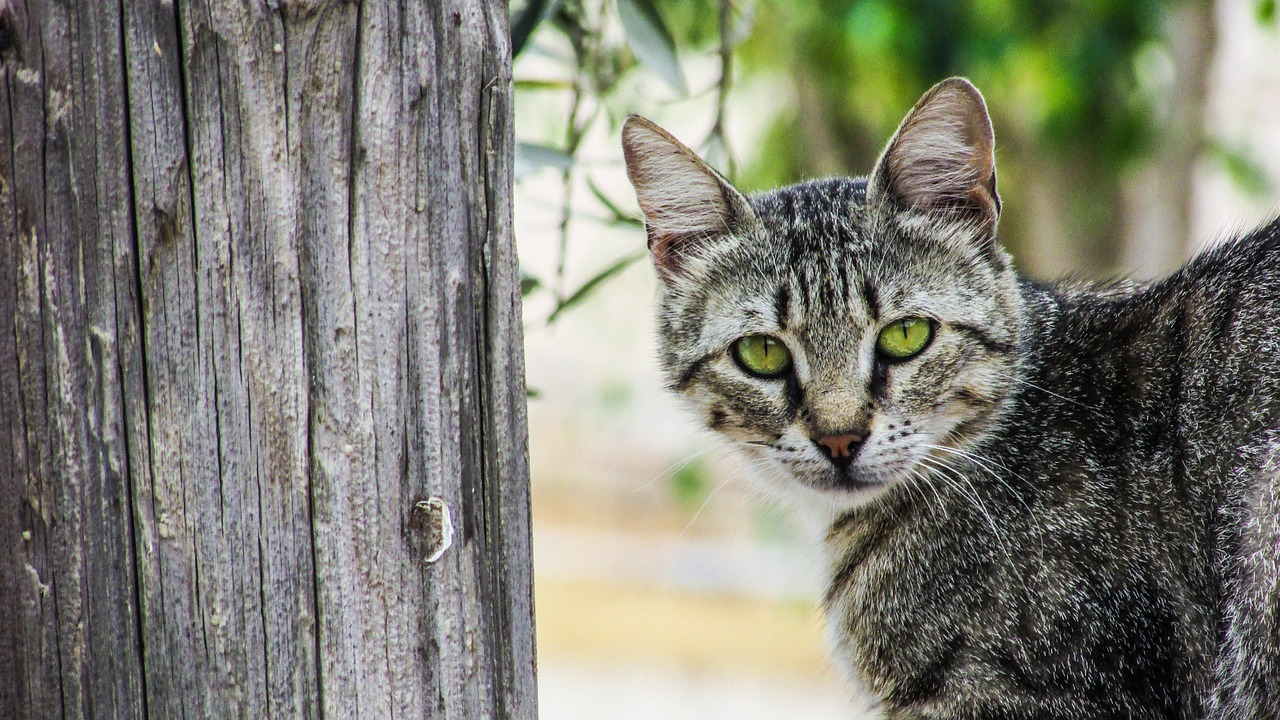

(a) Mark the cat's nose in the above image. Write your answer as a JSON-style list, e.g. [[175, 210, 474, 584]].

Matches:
[[813, 431, 866, 468]]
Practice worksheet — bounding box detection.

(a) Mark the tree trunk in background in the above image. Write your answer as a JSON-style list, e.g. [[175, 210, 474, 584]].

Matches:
[[998, 1, 1216, 282], [1122, 0, 1215, 279], [1004, 145, 1125, 279], [0, 0, 536, 717]]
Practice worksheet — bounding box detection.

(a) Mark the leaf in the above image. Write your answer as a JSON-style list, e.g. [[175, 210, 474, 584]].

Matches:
[[731, 3, 758, 45], [520, 271, 543, 297], [511, 0, 564, 59], [586, 178, 641, 225], [616, 0, 688, 94], [514, 142, 573, 180], [1210, 140, 1273, 198], [514, 78, 575, 91], [1258, 0, 1277, 25], [547, 250, 647, 323], [526, 386, 542, 399]]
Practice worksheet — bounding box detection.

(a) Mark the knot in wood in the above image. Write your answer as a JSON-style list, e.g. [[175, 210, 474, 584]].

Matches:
[[409, 496, 454, 564]]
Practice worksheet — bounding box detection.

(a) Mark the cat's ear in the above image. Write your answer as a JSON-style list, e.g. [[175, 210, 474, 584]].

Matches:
[[869, 78, 1000, 229], [622, 116, 756, 276]]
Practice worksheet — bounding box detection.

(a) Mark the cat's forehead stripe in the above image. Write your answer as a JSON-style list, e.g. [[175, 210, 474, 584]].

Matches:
[[749, 177, 871, 252], [775, 284, 790, 330], [863, 279, 881, 321]]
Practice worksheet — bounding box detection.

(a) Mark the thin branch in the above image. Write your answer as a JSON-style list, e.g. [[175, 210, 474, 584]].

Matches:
[[553, 0, 609, 300], [555, 87, 584, 299], [708, 0, 737, 179]]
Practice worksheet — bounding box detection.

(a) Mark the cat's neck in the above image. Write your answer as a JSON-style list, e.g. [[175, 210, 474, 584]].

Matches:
[[1011, 277, 1162, 419]]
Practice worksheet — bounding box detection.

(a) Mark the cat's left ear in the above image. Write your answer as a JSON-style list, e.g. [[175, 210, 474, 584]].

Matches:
[[622, 116, 757, 277], [868, 78, 1000, 231]]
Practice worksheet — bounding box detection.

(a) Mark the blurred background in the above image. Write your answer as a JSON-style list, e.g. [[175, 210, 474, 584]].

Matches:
[[509, 0, 1280, 716]]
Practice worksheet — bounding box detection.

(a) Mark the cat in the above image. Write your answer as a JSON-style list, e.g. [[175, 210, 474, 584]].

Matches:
[[620, 77, 1280, 719]]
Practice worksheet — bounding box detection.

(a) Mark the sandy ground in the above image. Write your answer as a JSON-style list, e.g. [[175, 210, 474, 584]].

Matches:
[[538, 657, 868, 720]]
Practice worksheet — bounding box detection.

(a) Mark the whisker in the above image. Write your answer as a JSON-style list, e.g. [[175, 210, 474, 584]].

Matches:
[[916, 450, 1044, 602], [902, 466, 945, 523], [917, 454, 1015, 563], [681, 474, 738, 537], [633, 445, 719, 493], [920, 441, 1047, 559], [988, 369, 1090, 409]]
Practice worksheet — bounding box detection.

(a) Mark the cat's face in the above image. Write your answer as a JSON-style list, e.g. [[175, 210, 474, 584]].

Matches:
[[624, 79, 1025, 515]]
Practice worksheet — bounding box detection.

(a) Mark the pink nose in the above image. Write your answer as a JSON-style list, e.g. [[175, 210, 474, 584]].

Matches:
[[815, 432, 864, 460]]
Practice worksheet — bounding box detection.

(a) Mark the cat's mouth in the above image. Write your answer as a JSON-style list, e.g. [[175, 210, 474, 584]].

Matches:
[[803, 463, 890, 494]]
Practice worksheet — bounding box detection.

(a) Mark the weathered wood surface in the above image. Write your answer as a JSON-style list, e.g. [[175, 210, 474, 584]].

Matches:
[[0, 0, 536, 717]]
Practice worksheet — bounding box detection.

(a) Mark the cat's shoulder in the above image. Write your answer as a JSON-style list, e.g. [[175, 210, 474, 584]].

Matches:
[[1182, 213, 1280, 279]]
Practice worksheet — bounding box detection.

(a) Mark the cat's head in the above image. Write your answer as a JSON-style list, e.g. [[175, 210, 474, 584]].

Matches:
[[622, 78, 1025, 517]]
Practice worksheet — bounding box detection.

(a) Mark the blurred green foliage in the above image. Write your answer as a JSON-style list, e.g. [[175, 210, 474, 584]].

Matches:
[[670, 457, 711, 513], [1258, 0, 1277, 24], [512, 0, 681, 322], [733, 0, 1168, 188], [513, 0, 1277, 297], [515, 0, 1182, 181], [719, 0, 1221, 275], [512, 0, 1235, 289]]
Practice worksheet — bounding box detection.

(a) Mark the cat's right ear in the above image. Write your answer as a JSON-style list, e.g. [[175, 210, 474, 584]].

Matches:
[[622, 116, 756, 277]]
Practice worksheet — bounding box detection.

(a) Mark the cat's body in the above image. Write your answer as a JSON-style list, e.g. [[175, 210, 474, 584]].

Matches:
[[827, 216, 1280, 718], [622, 79, 1280, 718]]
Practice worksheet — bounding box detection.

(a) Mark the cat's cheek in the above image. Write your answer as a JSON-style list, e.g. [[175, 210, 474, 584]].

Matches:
[[688, 372, 798, 440], [933, 395, 1005, 448], [719, 424, 766, 444]]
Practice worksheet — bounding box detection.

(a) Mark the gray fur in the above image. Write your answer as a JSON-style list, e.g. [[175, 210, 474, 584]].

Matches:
[[622, 78, 1280, 719]]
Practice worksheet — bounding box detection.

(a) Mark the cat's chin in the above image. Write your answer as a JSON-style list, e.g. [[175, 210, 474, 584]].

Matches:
[[782, 480, 893, 537], [802, 466, 890, 495], [734, 455, 894, 534]]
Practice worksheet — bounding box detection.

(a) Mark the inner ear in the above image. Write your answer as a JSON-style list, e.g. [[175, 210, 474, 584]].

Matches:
[[870, 78, 1000, 227], [622, 116, 757, 276]]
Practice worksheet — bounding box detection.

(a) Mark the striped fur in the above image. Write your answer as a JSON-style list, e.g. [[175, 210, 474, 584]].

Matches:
[[622, 77, 1280, 719]]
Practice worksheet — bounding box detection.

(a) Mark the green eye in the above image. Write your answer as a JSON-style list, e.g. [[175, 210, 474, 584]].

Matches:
[[876, 317, 933, 360], [732, 335, 793, 378]]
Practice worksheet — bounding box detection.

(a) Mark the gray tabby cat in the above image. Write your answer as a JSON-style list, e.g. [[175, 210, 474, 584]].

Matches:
[[621, 78, 1280, 719]]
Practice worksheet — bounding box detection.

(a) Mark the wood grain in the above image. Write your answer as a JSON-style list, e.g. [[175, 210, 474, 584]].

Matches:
[[0, 0, 536, 717]]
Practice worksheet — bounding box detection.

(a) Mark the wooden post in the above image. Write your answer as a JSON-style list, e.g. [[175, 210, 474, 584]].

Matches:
[[0, 0, 537, 717]]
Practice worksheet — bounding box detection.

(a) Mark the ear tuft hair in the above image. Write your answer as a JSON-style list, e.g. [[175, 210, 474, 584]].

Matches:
[[621, 116, 755, 276], [870, 78, 1000, 228]]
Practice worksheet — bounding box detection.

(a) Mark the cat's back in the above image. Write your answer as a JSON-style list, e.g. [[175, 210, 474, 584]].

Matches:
[[1165, 214, 1280, 717], [1021, 214, 1280, 717], [1134, 215, 1280, 461], [1037, 214, 1280, 462]]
